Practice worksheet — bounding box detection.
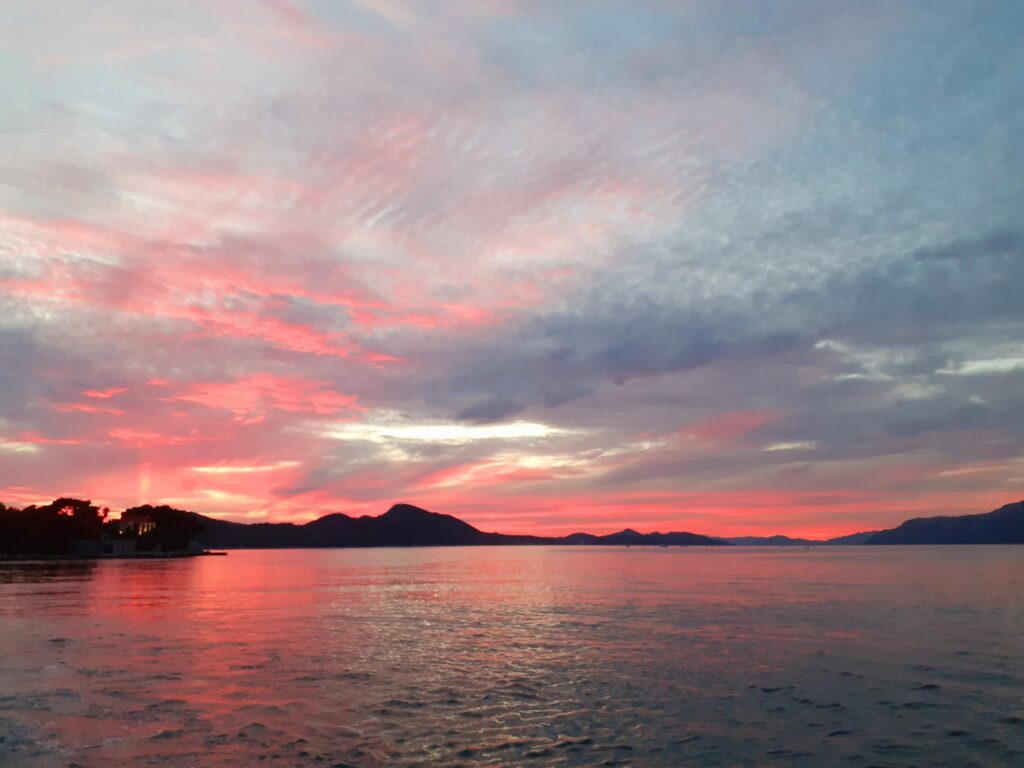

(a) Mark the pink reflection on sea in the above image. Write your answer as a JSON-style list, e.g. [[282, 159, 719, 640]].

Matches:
[[1, 546, 1023, 766]]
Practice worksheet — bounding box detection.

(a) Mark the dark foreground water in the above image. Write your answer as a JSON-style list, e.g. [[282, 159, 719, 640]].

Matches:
[[1, 546, 1023, 767]]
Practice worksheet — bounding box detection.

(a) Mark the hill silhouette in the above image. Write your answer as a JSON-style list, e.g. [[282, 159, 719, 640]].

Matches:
[[191, 504, 727, 549], [865, 500, 1024, 544], [5, 498, 1024, 554], [565, 528, 725, 546], [721, 531, 879, 546]]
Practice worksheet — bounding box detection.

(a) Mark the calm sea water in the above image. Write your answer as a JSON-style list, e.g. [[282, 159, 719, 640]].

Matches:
[[1, 546, 1022, 767]]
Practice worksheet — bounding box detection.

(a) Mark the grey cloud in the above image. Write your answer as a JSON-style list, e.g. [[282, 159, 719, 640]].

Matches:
[[827, 235, 1024, 344], [457, 397, 525, 423], [0, 161, 117, 219], [0, 328, 37, 418], [911, 230, 1022, 262], [434, 301, 811, 434], [424, 218, 1023, 482]]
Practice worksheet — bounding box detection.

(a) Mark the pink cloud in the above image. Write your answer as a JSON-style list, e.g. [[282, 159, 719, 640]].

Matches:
[[19, 432, 83, 446], [106, 428, 224, 447], [685, 409, 780, 442], [172, 373, 361, 421], [52, 402, 126, 416], [83, 387, 128, 399]]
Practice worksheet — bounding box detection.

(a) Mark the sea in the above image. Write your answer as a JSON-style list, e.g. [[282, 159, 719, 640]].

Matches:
[[1, 546, 1022, 767]]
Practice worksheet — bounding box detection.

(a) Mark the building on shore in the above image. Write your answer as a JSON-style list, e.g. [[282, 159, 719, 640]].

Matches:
[[117, 512, 156, 537]]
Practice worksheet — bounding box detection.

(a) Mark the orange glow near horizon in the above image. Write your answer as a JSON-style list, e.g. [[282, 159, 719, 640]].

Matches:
[[1, 467, 1017, 540]]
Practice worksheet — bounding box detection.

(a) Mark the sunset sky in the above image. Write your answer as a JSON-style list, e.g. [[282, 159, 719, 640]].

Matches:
[[1, 2, 1021, 537]]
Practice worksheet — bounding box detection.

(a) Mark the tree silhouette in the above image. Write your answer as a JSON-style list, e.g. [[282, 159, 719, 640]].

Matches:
[[0, 499, 204, 555], [0, 498, 111, 554], [125, 505, 205, 552]]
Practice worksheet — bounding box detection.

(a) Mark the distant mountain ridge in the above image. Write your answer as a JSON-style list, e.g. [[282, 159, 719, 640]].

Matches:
[[864, 501, 1024, 545], [720, 501, 1024, 546], [721, 531, 879, 546], [189, 500, 1024, 549], [5, 499, 1023, 553], [192, 503, 728, 549], [563, 528, 725, 547]]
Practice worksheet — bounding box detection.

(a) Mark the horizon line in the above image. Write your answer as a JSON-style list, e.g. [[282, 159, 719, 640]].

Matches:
[[5, 496, 1020, 544]]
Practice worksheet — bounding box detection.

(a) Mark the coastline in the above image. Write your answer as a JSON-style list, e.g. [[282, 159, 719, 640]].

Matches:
[[0, 551, 227, 561]]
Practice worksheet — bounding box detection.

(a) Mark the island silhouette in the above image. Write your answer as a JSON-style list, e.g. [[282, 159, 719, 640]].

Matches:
[[189, 503, 728, 549], [2, 498, 1023, 557]]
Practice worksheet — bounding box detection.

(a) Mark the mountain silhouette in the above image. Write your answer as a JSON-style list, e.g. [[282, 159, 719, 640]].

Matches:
[[721, 531, 879, 546], [192, 503, 726, 549], [6, 498, 1024, 554], [865, 500, 1024, 544], [561, 529, 721, 546]]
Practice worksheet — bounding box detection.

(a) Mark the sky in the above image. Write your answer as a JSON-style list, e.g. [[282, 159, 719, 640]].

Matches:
[[1, 1, 1022, 537]]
